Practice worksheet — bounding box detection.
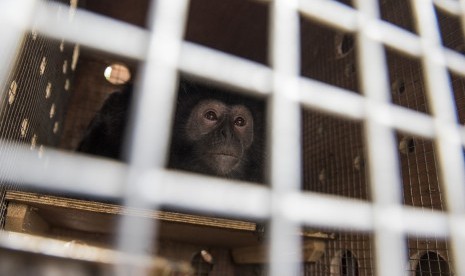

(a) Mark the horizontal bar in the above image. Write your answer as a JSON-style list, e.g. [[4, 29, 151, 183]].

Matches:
[[299, 77, 436, 138], [33, 0, 149, 60], [137, 170, 271, 220], [179, 42, 273, 96], [281, 191, 449, 237], [401, 206, 449, 237], [282, 192, 374, 231], [0, 142, 126, 199], [299, 0, 358, 32], [371, 20, 423, 58], [0, 139, 454, 236], [433, 0, 461, 15], [299, 77, 366, 119], [0, 231, 177, 268], [444, 48, 465, 77]]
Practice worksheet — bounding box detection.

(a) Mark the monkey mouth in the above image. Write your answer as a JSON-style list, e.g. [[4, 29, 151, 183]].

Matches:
[[211, 153, 239, 162], [207, 153, 240, 174], [211, 152, 237, 158]]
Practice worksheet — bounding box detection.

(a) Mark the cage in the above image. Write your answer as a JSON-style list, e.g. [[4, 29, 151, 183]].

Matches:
[[0, 0, 464, 275]]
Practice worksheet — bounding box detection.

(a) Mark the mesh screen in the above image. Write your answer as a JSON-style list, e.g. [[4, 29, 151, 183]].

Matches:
[[0, 0, 78, 229]]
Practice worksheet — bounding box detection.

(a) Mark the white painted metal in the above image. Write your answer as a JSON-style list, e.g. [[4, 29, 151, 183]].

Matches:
[[0, 0, 464, 275]]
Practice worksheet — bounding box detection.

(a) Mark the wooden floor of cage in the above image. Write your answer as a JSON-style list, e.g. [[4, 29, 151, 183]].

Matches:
[[3, 190, 332, 274]]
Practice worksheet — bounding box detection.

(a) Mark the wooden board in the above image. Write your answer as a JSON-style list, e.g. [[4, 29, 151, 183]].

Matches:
[[5, 190, 335, 259], [6, 190, 255, 231], [5, 191, 262, 247]]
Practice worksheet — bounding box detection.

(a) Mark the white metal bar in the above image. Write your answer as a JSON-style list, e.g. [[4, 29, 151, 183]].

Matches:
[[125, 3, 188, 170], [401, 207, 449, 237], [283, 192, 374, 231], [298, 0, 358, 32], [138, 170, 270, 219], [269, 0, 302, 275], [30, 0, 149, 60], [388, 104, 436, 138], [369, 20, 423, 58], [299, 0, 423, 58], [0, 1, 464, 274], [434, 0, 462, 15], [283, 192, 450, 238], [0, 142, 126, 198], [0, 231, 157, 267], [412, 0, 465, 275], [298, 77, 366, 120], [354, 0, 407, 275], [179, 42, 273, 95], [0, 0, 36, 30], [299, 76, 437, 138], [115, 0, 190, 264], [444, 48, 465, 77]]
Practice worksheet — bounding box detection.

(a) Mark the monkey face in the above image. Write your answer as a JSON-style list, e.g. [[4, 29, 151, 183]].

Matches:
[[185, 99, 254, 176]]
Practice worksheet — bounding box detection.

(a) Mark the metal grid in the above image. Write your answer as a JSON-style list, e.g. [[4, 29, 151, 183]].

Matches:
[[0, 0, 465, 275]]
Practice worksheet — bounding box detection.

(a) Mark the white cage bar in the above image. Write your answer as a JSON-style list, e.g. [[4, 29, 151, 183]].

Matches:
[[0, 0, 464, 275]]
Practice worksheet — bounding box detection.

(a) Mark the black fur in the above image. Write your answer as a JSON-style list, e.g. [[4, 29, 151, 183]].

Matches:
[[77, 84, 131, 159]]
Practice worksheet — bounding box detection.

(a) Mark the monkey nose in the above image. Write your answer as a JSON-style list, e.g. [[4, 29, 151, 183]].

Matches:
[[220, 126, 231, 139]]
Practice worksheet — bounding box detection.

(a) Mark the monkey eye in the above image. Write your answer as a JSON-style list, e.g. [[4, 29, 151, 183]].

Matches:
[[234, 117, 246, 127], [204, 111, 218, 121]]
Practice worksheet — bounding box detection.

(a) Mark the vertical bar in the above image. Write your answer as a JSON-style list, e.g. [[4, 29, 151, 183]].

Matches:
[[411, 0, 465, 275], [116, 0, 190, 265], [127, 0, 190, 170], [269, 0, 302, 275], [353, 0, 407, 275]]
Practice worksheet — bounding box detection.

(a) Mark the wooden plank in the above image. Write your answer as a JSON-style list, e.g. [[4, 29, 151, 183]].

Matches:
[[5, 191, 256, 231], [5, 191, 334, 248], [5, 190, 263, 248], [4, 203, 49, 235]]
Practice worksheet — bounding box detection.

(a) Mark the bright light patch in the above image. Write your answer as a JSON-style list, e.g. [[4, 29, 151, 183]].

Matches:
[[104, 63, 131, 85]]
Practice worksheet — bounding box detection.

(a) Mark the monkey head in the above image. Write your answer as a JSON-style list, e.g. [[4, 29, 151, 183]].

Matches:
[[185, 99, 254, 176]]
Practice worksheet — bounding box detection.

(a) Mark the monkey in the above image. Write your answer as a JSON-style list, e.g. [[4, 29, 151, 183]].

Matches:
[[168, 88, 264, 182], [77, 79, 265, 183], [168, 80, 265, 182], [77, 83, 131, 160]]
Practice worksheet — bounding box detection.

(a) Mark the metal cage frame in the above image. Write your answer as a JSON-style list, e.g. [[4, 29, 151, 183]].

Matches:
[[1, 0, 465, 275]]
